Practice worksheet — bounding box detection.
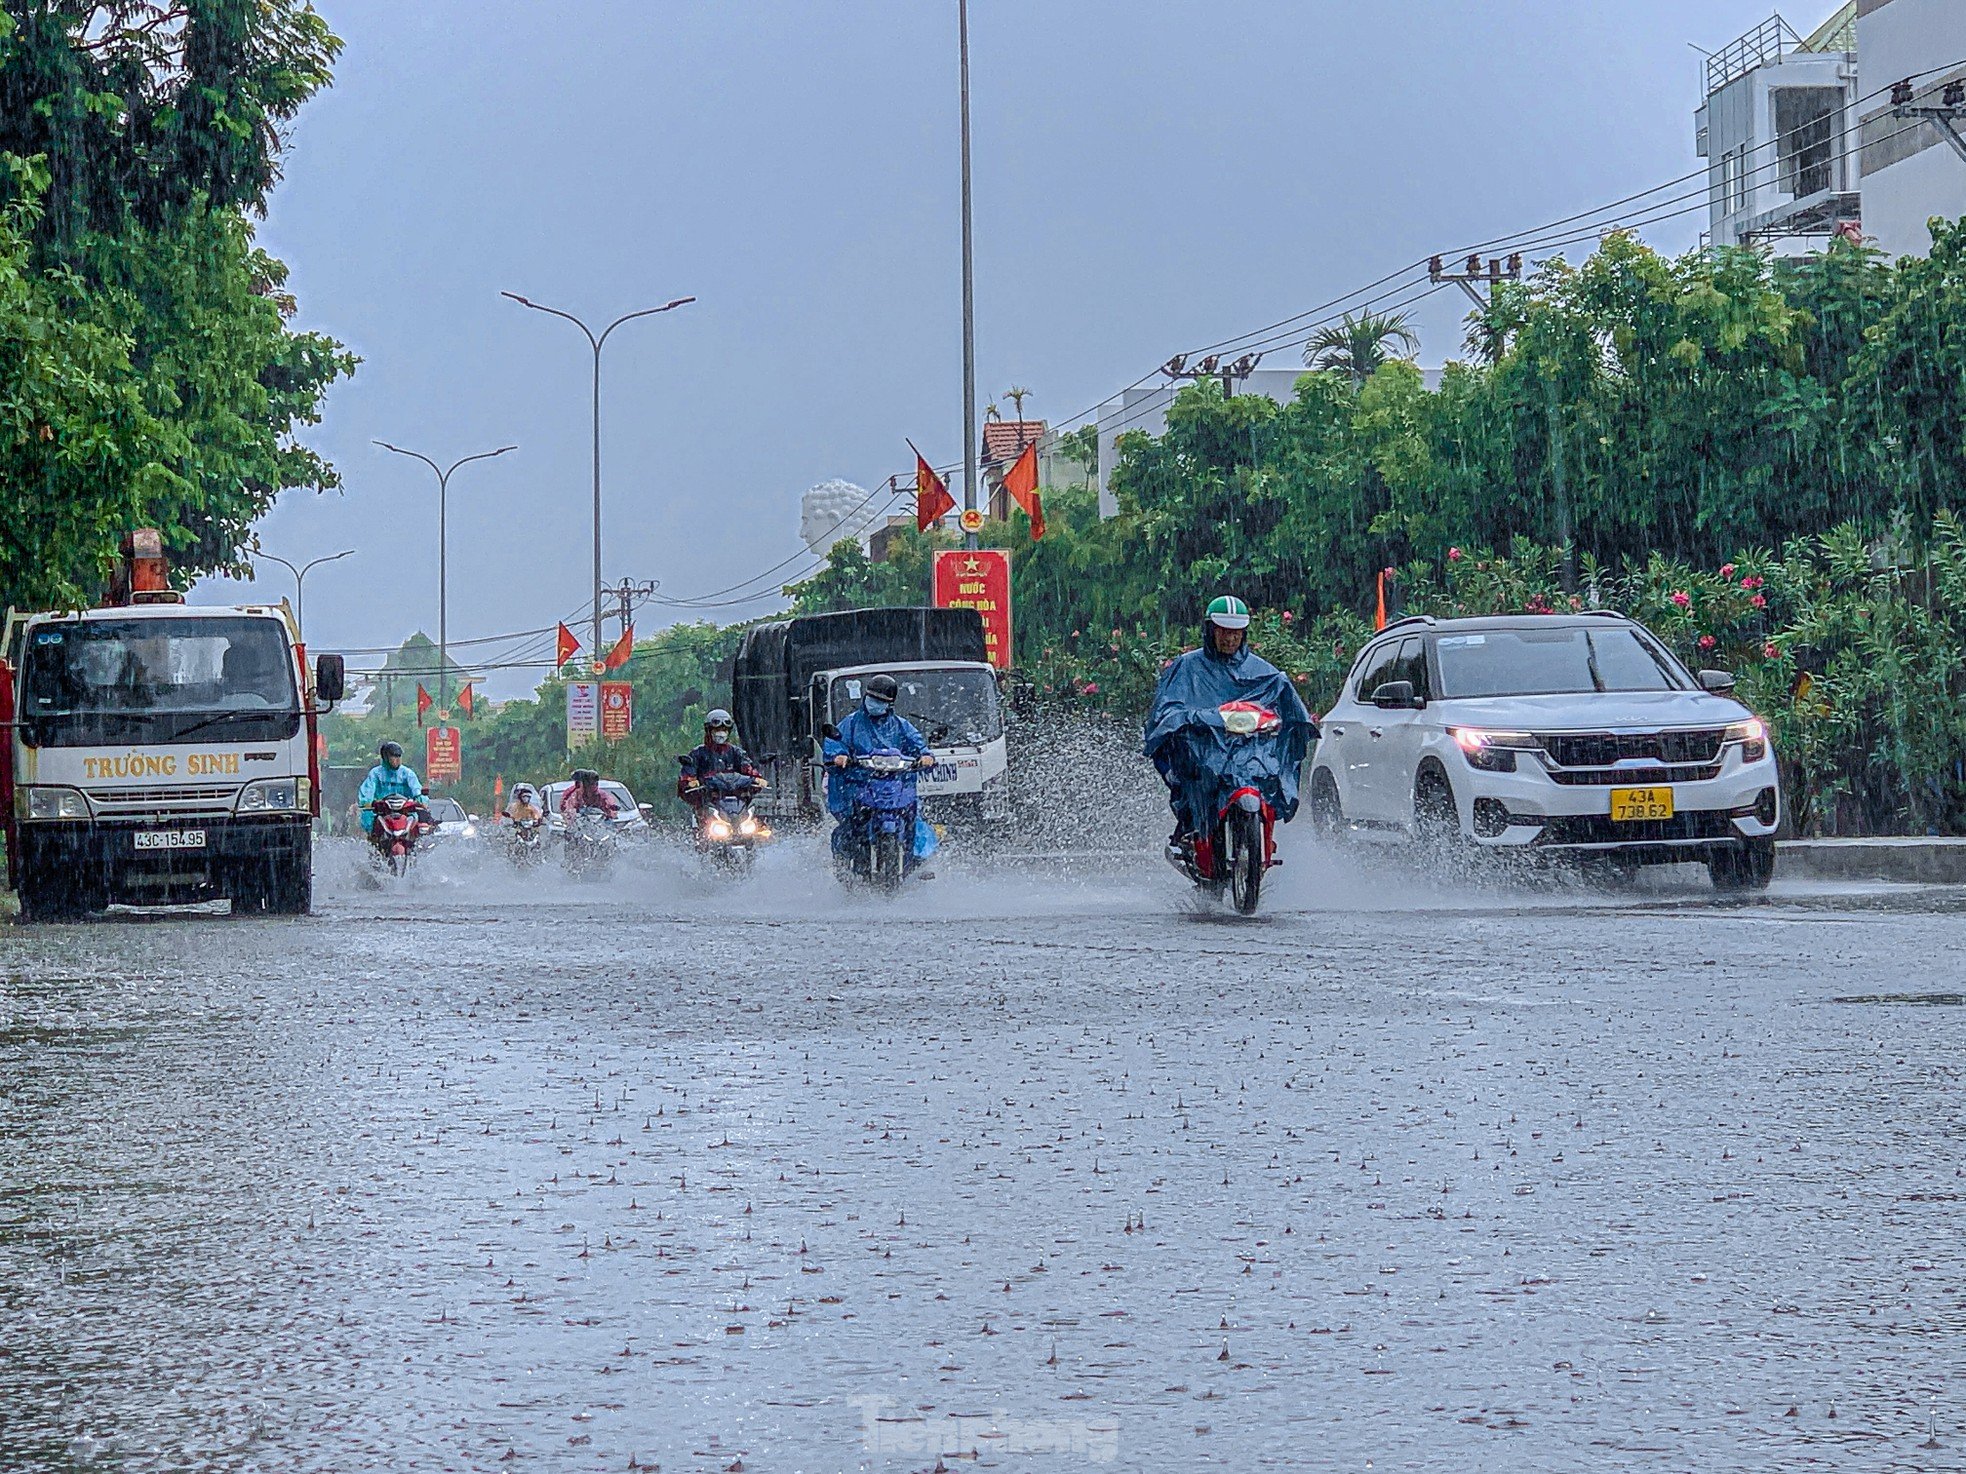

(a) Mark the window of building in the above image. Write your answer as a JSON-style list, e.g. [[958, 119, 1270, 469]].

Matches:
[[1775, 87, 1842, 198]]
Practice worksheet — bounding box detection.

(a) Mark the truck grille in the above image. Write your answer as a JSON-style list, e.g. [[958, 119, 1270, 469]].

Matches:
[[1537, 728, 1729, 769], [89, 785, 237, 809]]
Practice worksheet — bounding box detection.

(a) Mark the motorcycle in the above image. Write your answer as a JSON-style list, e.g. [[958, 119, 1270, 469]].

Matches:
[[834, 750, 932, 893], [503, 813, 548, 869], [680, 761, 771, 874], [369, 794, 434, 878], [562, 806, 617, 880], [1165, 700, 1285, 915]]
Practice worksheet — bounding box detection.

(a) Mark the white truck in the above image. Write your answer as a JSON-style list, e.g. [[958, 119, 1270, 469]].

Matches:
[[732, 608, 1011, 828], [1, 531, 344, 920]]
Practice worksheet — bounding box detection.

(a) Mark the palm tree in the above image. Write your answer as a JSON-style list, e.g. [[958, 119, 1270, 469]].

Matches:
[[1302, 309, 1420, 384], [1003, 384, 1031, 423]]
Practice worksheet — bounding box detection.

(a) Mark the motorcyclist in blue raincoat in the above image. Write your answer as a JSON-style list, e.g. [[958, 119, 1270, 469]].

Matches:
[[825, 673, 937, 860], [358, 739, 427, 834], [1142, 595, 1316, 855]]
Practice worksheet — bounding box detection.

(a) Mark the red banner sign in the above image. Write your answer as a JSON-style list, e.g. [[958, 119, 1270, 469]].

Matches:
[[426, 725, 461, 784], [600, 681, 633, 742], [933, 549, 1012, 669]]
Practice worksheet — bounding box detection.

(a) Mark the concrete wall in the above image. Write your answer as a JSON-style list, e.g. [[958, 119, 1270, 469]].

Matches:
[[1857, 0, 1966, 257]]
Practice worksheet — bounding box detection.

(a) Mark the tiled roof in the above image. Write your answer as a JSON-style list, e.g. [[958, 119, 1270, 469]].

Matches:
[[981, 420, 1046, 465]]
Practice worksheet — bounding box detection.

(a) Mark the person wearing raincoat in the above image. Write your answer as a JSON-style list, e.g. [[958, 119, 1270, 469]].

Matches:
[[825, 673, 938, 864], [358, 739, 426, 835], [1142, 595, 1316, 852]]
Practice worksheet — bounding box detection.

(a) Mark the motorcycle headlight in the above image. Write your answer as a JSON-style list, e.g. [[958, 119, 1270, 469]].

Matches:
[[738, 815, 758, 835], [706, 819, 732, 840], [236, 779, 300, 813], [23, 786, 90, 820]]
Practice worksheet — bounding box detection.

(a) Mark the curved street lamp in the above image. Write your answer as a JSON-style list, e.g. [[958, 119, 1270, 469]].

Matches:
[[373, 442, 517, 709], [501, 290, 694, 663], [255, 547, 355, 643]]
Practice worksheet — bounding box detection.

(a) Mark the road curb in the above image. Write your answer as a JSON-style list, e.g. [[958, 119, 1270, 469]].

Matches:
[[1780, 838, 1966, 885]]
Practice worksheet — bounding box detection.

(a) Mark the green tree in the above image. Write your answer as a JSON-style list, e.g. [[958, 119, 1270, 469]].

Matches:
[[1301, 308, 1419, 383]]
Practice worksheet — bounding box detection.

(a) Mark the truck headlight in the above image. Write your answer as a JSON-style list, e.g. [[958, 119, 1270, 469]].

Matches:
[[22, 786, 90, 820], [236, 779, 302, 813]]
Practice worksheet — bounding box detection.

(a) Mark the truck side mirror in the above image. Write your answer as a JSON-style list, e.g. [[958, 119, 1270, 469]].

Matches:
[[315, 652, 345, 704]]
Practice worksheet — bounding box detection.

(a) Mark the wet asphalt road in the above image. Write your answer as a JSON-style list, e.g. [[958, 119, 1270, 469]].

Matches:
[[2, 838, 1964, 1473]]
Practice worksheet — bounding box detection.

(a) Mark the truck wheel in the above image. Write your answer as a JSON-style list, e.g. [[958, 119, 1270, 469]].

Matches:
[[18, 870, 89, 923], [261, 850, 313, 916]]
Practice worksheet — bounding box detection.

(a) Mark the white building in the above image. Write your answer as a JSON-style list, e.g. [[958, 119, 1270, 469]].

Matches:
[[1696, 11, 1860, 249], [1855, 0, 1966, 258]]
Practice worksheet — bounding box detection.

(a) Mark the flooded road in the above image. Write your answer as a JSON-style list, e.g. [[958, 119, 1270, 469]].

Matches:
[[3, 841, 1963, 1472]]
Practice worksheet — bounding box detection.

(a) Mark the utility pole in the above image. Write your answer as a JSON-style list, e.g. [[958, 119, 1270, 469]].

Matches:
[[1161, 351, 1263, 399], [1544, 374, 1575, 595], [374, 442, 516, 711], [604, 577, 659, 648], [502, 291, 694, 665], [958, 0, 979, 551], [1892, 78, 1966, 165]]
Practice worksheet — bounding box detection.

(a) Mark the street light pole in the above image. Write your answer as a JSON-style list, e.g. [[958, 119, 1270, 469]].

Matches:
[[255, 547, 354, 643], [501, 291, 694, 665], [374, 442, 516, 710], [958, 0, 979, 551]]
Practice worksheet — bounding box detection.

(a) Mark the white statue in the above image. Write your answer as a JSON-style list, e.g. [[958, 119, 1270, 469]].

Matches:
[[799, 479, 882, 552]]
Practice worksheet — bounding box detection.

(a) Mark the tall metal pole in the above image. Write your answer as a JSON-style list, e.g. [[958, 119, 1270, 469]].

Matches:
[[958, 0, 979, 552], [255, 547, 354, 644], [375, 442, 516, 709], [502, 292, 695, 665]]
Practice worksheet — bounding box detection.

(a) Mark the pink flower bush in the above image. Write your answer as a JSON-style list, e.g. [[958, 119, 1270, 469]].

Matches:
[[1763, 643, 1780, 659], [1750, 593, 1767, 609], [1448, 547, 1464, 562], [1698, 634, 1716, 651], [1281, 610, 1293, 624], [1740, 575, 1764, 590], [1720, 563, 1736, 577], [1670, 590, 1691, 608]]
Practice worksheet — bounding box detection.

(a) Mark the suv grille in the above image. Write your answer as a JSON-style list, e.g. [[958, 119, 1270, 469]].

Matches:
[[1545, 762, 1723, 787], [1537, 728, 1729, 768], [1536, 811, 1738, 845]]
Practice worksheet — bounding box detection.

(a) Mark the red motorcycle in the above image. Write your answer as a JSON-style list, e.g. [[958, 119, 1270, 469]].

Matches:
[[1165, 700, 1283, 915], [369, 795, 434, 877]]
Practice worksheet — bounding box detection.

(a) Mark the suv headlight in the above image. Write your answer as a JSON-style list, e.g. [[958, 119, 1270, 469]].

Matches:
[[1724, 718, 1769, 763], [1449, 728, 1540, 773], [236, 778, 302, 813], [21, 786, 91, 820]]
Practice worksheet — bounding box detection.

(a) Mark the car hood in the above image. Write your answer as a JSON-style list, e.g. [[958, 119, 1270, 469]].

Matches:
[[1431, 690, 1749, 731]]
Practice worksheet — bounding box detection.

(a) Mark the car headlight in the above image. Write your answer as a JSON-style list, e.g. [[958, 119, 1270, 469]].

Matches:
[[1449, 727, 1539, 773], [22, 786, 90, 820], [1725, 718, 1769, 763], [236, 779, 301, 813]]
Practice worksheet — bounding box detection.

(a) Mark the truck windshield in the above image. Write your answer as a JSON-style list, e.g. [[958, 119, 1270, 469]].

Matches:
[[19, 615, 300, 747], [830, 670, 1002, 745]]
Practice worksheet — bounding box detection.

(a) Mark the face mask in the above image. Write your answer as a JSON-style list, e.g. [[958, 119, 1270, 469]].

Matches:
[[709, 729, 731, 744], [864, 698, 891, 718]]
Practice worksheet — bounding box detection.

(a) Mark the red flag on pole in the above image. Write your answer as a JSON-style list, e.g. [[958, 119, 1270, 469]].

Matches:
[[555, 623, 580, 670], [599, 625, 634, 672], [416, 683, 432, 724], [909, 440, 954, 532], [1002, 440, 1044, 540], [458, 682, 475, 718]]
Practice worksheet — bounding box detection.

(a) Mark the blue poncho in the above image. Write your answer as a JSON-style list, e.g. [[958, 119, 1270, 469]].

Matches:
[[1142, 643, 1316, 828]]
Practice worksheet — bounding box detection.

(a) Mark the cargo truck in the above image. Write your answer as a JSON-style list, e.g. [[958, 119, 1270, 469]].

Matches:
[[1, 531, 345, 920], [732, 607, 1009, 828]]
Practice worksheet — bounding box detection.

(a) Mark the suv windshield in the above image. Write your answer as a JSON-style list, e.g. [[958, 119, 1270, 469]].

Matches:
[[20, 615, 299, 746], [829, 670, 1002, 745], [1433, 625, 1688, 698]]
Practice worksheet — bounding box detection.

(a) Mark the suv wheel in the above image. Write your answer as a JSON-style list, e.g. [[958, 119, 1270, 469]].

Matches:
[[1413, 767, 1461, 843], [1309, 769, 1343, 840], [1708, 836, 1775, 894]]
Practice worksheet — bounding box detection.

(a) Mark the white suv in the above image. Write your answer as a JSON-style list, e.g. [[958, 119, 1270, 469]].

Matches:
[[1308, 613, 1780, 890]]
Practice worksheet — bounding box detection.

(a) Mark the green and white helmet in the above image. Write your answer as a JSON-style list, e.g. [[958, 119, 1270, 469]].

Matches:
[[1204, 594, 1251, 630]]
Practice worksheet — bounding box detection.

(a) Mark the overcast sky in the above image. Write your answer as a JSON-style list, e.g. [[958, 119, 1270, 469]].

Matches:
[[189, 0, 1818, 696]]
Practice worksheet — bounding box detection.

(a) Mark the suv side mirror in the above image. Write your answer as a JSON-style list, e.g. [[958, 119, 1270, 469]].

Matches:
[[1698, 669, 1737, 694], [1370, 679, 1421, 710], [314, 652, 345, 704]]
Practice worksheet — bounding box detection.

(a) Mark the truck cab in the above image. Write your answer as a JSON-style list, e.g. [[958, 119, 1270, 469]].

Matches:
[[809, 659, 1009, 822], [1, 532, 342, 919]]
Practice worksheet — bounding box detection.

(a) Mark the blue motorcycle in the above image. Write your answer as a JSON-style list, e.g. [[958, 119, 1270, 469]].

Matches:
[[834, 749, 931, 891]]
